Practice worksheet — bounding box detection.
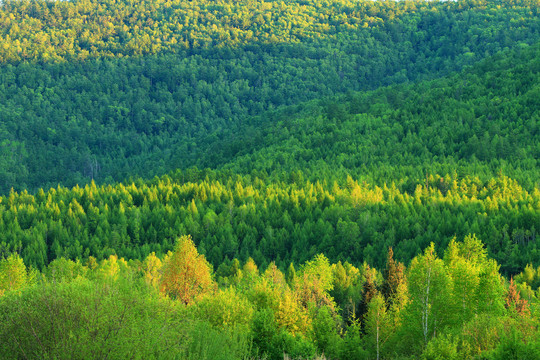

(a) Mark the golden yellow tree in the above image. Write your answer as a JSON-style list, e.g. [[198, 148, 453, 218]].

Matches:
[[160, 235, 214, 304]]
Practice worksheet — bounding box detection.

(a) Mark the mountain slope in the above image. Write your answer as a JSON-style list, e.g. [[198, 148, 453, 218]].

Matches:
[[206, 43, 540, 188], [1, 44, 539, 275], [1, 0, 539, 193]]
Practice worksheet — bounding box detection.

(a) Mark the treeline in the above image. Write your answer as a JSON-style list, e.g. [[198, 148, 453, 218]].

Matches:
[[0, 0, 538, 63], [1, 168, 538, 277], [1, 235, 538, 359], [1, 0, 540, 193]]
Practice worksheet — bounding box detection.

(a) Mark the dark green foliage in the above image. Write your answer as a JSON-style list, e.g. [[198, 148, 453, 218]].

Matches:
[[279, 332, 317, 360], [217, 42, 540, 189], [0, 0, 539, 193], [250, 309, 283, 360], [382, 248, 405, 308], [340, 321, 368, 360], [286, 262, 296, 288], [359, 266, 378, 321]]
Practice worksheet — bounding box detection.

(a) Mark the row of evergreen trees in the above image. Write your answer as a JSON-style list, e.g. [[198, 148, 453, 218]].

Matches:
[[1, 168, 538, 277]]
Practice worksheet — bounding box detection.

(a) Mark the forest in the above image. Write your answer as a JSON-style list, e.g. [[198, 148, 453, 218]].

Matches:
[[0, 0, 539, 358], [1, 235, 539, 359], [0, 0, 539, 193]]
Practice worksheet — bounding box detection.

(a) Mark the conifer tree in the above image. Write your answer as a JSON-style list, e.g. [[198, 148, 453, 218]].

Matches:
[[359, 265, 377, 321], [382, 247, 405, 305], [243, 257, 259, 280], [160, 235, 214, 304], [286, 262, 296, 288]]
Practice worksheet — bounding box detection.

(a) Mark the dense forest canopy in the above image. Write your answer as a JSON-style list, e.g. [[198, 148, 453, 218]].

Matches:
[[3, 37, 540, 275], [0, 0, 539, 358], [1, 0, 538, 63], [0, 0, 539, 193], [1, 167, 538, 278], [1, 234, 539, 359], [214, 42, 540, 187]]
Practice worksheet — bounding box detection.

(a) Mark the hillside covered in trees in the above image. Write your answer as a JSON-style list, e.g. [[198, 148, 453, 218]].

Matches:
[[0, 0, 539, 358], [1, 0, 540, 193], [1, 42, 538, 276], [209, 42, 540, 186]]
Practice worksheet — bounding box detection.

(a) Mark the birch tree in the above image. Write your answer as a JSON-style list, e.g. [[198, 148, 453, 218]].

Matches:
[[403, 243, 451, 351], [364, 292, 391, 360]]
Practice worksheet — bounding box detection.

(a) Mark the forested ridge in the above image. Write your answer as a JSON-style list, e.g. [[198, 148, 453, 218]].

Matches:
[[1, 0, 540, 193], [1, 0, 538, 63], [0, 0, 539, 358], [211, 42, 540, 186]]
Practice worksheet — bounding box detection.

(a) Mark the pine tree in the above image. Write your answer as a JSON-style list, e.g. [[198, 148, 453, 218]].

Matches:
[[286, 262, 296, 288], [382, 247, 404, 304], [359, 265, 377, 321], [243, 257, 259, 279]]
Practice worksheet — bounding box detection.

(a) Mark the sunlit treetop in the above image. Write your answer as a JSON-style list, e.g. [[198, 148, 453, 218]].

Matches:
[[0, 0, 538, 62]]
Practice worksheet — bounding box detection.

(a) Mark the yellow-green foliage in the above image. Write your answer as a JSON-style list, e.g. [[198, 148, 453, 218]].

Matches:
[[1, 170, 539, 276], [0, 253, 32, 296], [160, 235, 215, 304], [196, 287, 254, 329], [1, 235, 539, 359], [3, 0, 536, 63]]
